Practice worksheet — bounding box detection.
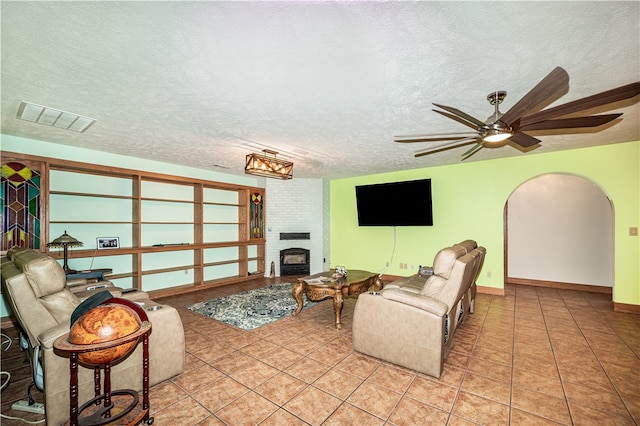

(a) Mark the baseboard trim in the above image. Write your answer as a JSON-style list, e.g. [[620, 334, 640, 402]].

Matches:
[[507, 277, 612, 295], [612, 302, 640, 314], [477, 286, 505, 296]]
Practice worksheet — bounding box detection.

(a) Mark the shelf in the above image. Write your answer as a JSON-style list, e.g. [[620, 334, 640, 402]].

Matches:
[[10, 152, 266, 295], [49, 191, 134, 200]]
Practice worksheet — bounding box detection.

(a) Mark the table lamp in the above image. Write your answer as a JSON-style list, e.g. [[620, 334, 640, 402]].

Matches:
[[47, 231, 83, 274]]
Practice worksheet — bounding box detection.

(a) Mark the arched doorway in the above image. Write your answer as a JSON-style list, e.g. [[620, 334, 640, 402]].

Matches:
[[505, 173, 614, 294]]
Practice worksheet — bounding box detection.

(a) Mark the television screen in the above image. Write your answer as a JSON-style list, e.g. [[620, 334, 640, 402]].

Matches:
[[355, 179, 433, 226]]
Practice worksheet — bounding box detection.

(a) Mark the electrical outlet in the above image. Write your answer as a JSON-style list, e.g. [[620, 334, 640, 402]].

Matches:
[[12, 400, 45, 414], [487, 271, 492, 278], [386, 261, 390, 267], [630, 227, 638, 236]]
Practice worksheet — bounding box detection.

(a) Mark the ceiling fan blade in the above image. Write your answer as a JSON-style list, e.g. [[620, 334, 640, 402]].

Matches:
[[433, 103, 486, 127], [508, 132, 541, 148], [432, 110, 482, 131], [519, 82, 640, 127], [462, 141, 484, 158], [500, 67, 570, 126], [519, 114, 622, 132], [394, 132, 478, 143], [461, 143, 485, 161], [414, 138, 478, 157]]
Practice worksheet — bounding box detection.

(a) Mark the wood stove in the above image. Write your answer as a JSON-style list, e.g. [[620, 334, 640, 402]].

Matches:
[[280, 248, 310, 276]]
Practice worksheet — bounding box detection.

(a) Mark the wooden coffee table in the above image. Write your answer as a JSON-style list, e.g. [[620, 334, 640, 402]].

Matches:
[[292, 270, 383, 329]]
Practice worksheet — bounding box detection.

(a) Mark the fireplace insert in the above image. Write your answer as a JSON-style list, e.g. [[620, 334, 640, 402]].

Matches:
[[280, 248, 310, 276]]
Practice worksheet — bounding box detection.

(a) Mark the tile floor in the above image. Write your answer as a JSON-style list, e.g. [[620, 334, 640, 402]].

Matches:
[[2, 278, 639, 425]]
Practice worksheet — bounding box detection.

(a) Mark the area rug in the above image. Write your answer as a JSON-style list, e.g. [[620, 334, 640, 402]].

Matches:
[[186, 283, 320, 330]]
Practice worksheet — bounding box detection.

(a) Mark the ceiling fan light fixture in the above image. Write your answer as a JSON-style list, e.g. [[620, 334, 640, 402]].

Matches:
[[481, 122, 513, 143], [245, 149, 293, 180]]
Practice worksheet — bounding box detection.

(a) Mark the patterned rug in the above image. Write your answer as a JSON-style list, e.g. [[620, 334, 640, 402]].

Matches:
[[186, 283, 320, 330]]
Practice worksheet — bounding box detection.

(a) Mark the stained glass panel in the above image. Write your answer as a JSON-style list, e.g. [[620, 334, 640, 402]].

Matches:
[[1, 162, 41, 250]]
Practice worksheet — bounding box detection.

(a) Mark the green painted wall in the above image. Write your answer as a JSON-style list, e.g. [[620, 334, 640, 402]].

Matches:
[[330, 141, 640, 306]]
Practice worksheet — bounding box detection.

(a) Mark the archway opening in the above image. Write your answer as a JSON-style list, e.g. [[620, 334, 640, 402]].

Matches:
[[505, 173, 614, 295]]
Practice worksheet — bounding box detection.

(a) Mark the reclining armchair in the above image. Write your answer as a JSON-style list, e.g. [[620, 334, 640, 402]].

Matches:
[[352, 241, 485, 378], [1, 248, 185, 426]]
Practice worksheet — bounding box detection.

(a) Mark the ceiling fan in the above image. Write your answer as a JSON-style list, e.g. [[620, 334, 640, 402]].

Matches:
[[395, 67, 640, 160]]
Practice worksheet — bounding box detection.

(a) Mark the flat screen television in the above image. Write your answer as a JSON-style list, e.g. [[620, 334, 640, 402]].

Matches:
[[355, 179, 433, 226]]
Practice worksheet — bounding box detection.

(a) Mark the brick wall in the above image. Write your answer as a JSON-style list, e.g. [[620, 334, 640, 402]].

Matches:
[[265, 178, 329, 276]]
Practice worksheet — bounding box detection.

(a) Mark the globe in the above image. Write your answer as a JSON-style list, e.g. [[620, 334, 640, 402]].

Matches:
[[69, 304, 142, 366]]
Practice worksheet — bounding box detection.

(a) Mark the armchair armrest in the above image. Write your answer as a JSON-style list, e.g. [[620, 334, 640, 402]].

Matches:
[[382, 288, 448, 316], [66, 277, 89, 287], [68, 280, 115, 293], [38, 323, 70, 350]]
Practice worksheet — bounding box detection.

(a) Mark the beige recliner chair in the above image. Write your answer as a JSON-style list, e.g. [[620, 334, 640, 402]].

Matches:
[[1, 248, 185, 426], [352, 242, 485, 378]]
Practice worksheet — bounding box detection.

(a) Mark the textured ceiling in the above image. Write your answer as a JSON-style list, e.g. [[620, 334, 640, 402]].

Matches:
[[2, 1, 639, 179]]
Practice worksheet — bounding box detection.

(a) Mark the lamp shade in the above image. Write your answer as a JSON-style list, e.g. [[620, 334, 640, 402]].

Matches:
[[47, 231, 83, 274], [47, 231, 83, 248], [245, 150, 293, 180]]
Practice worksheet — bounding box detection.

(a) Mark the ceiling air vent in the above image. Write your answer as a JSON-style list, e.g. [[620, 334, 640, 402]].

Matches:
[[17, 101, 96, 133]]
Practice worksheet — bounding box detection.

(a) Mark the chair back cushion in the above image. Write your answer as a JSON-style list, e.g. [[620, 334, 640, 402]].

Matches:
[[12, 250, 67, 298], [431, 246, 467, 278], [421, 246, 481, 309]]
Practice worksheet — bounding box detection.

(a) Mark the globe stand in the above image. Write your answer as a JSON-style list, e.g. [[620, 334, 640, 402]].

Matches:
[[54, 299, 153, 426], [76, 388, 139, 425]]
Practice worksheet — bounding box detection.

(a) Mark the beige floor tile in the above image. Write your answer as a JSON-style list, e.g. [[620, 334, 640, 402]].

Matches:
[[445, 415, 482, 426], [346, 380, 403, 420], [286, 356, 332, 383], [471, 344, 513, 366], [151, 396, 211, 426], [191, 376, 250, 413], [259, 409, 308, 425], [260, 345, 304, 369], [253, 372, 307, 405], [512, 367, 564, 398], [423, 366, 466, 388], [172, 364, 226, 394], [313, 368, 363, 400], [452, 390, 510, 425], [284, 386, 343, 426], [563, 381, 630, 418], [510, 408, 567, 425], [335, 353, 381, 379], [149, 381, 189, 414], [406, 376, 458, 412], [194, 415, 227, 425], [568, 402, 637, 425], [364, 363, 416, 393], [511, 386, 571, 424], [445, 349, 472, 369], [460, 371, 511, 405], [467, 356, 512, 383], [323, 403, 385, 425], [388, 396, 449, 425], [215, 391, 278, 426]]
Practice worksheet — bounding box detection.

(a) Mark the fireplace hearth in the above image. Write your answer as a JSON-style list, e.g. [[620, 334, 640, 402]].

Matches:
[[280, 248, 310, 276]]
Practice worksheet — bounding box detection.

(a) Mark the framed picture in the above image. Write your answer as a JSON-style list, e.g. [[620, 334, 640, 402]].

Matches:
[[97, 237, 120, 250]]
